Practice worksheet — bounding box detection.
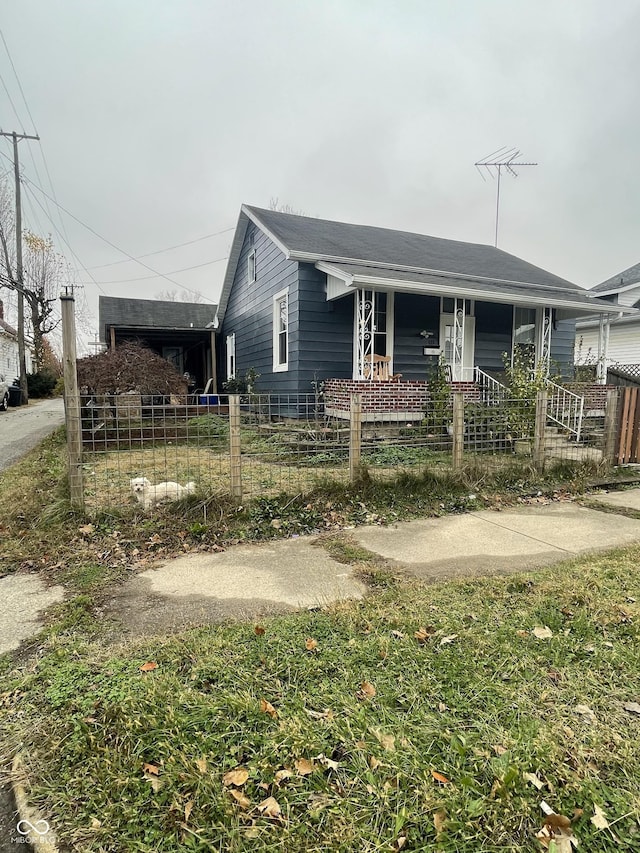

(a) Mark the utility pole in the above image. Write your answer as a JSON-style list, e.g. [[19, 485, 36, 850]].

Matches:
[[0, 129, 40, 404]]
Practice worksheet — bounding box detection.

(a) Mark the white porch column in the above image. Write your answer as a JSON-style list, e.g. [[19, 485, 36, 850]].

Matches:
[[536, 306, 552, 375], [355, 289, 374, 379], [451, 298, 465, 381], [596, 316, 610, 385]]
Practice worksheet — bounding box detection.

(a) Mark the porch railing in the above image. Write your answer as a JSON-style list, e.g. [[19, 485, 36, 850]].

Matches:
[[546, 380, 584, 441], [473, 367, 509, 406]]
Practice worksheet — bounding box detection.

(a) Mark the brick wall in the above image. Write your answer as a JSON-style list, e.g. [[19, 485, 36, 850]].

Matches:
[[565, 383, 615, 411], [323, 379, 480, 416]]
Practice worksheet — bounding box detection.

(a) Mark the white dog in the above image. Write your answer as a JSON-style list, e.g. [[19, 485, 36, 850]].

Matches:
[[130, 477, 196, 510]]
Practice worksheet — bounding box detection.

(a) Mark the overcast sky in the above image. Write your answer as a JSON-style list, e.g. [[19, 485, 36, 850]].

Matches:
[[1, 0, 639, 349]]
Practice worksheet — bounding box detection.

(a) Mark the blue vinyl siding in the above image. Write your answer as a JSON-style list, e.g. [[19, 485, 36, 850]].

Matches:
[[297, 264, 354, 389], [393, 293, 440, 380], [474, 301, 512, 373], [550, 317, 576, 377], [220, 223, 299, 392]]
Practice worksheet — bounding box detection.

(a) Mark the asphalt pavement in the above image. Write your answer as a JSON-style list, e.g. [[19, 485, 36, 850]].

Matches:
[[0, 397, 65, 472]]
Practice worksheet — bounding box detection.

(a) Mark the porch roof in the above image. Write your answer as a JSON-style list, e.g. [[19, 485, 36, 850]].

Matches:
[[318, 261, 631, 318]]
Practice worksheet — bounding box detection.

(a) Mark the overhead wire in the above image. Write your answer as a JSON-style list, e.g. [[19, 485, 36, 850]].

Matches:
[[86, 226, 235, 270]]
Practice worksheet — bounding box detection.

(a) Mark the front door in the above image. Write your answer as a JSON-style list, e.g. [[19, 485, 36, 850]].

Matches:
[[440, 313, 475, 380]]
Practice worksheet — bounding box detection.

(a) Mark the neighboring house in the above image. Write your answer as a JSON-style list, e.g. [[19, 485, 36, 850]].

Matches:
[[217, 206, 621, 412], [99, 296, 218, 390], [576, 262, 640, 377], [0, 298, 32, 379]]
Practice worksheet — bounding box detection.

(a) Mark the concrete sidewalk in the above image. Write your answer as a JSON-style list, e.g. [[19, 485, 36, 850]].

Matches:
[[353, 499, 640, 581], [3, 491, 640, 651]]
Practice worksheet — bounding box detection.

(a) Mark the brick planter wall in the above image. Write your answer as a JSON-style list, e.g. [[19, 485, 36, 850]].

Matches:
[[565, 383, 616, 412], [323, 379, 480, 421]]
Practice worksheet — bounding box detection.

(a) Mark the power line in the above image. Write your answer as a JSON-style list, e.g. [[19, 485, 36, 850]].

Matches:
[[85, 226, 235, 270], [79, 255, 228, 285]]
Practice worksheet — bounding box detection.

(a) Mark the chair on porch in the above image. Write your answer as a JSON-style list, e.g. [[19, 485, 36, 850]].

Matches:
[[363, 354, 403, 382]]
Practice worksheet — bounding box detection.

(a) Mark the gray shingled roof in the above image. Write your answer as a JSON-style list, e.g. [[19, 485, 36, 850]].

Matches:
[[100, 296, 217, 342], [244, 205, 583, 292], [0, 318, 17, 337], [591, 261, 640, 294]]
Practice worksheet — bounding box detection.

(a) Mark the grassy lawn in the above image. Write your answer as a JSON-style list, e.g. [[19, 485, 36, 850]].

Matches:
[[2, 546, 640, 852]]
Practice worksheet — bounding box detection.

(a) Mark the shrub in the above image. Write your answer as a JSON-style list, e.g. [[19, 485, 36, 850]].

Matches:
[[27, 369, 58, 398]]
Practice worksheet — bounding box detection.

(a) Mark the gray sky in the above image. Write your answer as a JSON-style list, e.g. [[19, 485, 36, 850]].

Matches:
[[1, 0, 639, 349]]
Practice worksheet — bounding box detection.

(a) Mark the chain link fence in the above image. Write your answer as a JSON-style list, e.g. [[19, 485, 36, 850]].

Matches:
[[67, 389, 616, 513]]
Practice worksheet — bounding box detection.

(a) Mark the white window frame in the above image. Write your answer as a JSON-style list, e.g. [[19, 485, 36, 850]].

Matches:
[[248, 249, 256, 284], [226, 333, 236, 380], [273, 288, 289, 372]]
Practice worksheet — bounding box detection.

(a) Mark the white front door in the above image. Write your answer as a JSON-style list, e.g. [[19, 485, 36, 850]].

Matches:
[[440, 313, 475, 380]]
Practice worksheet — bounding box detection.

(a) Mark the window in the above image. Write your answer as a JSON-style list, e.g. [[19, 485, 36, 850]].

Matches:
[[273, 289, 289, 372], [512, 307, 536, 368], [226, 333, 236, 380], [248, 249, 256, 284]]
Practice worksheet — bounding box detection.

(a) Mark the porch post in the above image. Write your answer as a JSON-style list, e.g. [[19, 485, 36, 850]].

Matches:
[[356, 289, 373, 379], [596, 315, 609, 384], [452, 298, 465, 382], [536, 306, 552, 375]]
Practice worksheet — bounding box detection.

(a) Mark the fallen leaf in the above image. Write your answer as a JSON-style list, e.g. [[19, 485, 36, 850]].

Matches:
[[431, 770, 450, 785], [532, 626, 554, 640], [229, 789, 251, 809], [195, 757, 207, 774], [523, 771, 545, 790], [369, 756, 381, 770], [274, 768, 292, 784], [623, 701, 640, 715], [591, 804, 609, 830], [544, 814, 572, 830], [90, 818, 101, 829], [139, 661, 158, 672], [223, 767, 249, 787], [295, 758, 314, 776], [143, 763, 160, 776], [305, 637, 318, 651], [315, 753, 339, 771], [414, 626, 435, 643], [392, 836, 407, 851], [357, 681, 376, 700], [437, 701, 449, 713], [244, 826, 260, 839], [372, 730, 395, 751], [305, 708, 334, 720], [260, 698, 278, 718], [257, 796, 282, 819], [439, 634, 458, 646], [144, 773, 163, 793], [254, 625, 266, 636], [516, 629, 529, 637], [434, 808, 447, 838], [270, 518, 282, 529], [184, 801, 194, 822], [78, 524, 95, 535], [493, 744, 508, 756], [574, 704, 596, 723], [390, 630, 405, 639]]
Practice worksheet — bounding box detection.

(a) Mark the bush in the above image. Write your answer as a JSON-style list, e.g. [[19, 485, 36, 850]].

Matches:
[[27, 370, 58, 398]]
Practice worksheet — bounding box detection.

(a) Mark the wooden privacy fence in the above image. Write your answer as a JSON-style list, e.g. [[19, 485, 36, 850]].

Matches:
[[617, 387, 640, 464]]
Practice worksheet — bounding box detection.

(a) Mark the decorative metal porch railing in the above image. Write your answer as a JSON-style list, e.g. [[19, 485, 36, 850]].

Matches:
[[546, 380, 584, 441], [473, 367, 509, 406]]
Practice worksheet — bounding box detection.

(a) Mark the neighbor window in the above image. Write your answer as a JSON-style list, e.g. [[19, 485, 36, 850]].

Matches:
[[248, 249, 256, 284], [226, 333, 236, 380], [273, 289, 289, 372]]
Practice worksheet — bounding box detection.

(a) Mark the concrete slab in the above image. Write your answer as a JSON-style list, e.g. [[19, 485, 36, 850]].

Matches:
[[592, 488, 640, 512], [0, 575, 64, 655], [104, 539, 366, 636], [353, 503, 640, 581]]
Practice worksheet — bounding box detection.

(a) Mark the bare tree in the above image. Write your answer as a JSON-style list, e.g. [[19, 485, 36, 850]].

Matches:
[[155, 287, 205, 303], [268, 196, 307, 216], [22, 231, 64, 371]]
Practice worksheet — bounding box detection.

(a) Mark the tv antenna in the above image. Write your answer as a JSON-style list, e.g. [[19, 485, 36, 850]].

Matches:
[[475, 147, 537, 247]]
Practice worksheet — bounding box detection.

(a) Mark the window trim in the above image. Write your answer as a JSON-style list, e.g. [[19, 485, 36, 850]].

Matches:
[[247, 248, 256, 284], [226, 332, 236, 380], [272, 288, 289, 373]]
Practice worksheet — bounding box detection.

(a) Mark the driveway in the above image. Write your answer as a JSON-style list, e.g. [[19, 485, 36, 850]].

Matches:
[[0, 397, 65, 472]]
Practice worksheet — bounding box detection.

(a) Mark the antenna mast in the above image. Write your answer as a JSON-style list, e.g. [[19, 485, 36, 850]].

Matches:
[[474, 147, 537, 247]]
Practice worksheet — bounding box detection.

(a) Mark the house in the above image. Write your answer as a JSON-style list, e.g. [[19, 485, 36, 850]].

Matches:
[[99, 296, 218, 391], [217, 206, 624, 417], [0, 298, 32, 379], [575, 262, 640, 381]]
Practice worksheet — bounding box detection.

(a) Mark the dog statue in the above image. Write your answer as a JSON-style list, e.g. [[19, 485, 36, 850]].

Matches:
[[130, 476, 196, 510]]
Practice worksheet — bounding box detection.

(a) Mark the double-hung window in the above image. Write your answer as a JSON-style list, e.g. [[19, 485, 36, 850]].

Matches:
[[273, 289, 289, 372], [226, 333, 236, 380]]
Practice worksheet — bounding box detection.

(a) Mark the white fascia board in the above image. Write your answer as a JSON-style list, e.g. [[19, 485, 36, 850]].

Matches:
[[349, 274, 629, 316], [216, 213, 249, 324], [241, 205, 292, 258], [591, 280, 640, 297], [577, 312, 639, 330]]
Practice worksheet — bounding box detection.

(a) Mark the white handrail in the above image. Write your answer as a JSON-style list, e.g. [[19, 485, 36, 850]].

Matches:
[[473, 367, 509, 406], [546, 380, 584, 441]]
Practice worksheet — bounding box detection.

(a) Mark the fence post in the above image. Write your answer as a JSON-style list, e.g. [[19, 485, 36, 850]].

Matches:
[[60, 290, 84, 510], [533, 389, 548, 472], [349, 393, 362, 482], [604, 388, 620, 466], [229, 394, 242, 498], [452, 391, 464, 470]]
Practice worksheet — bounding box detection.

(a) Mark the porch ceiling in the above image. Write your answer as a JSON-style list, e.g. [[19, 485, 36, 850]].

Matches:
[[318, 261, 634, 318]]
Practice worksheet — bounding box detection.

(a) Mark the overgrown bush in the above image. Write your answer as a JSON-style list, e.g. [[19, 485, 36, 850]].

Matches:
[[27, 369, 58, 398], [77, 341, 186, 396]]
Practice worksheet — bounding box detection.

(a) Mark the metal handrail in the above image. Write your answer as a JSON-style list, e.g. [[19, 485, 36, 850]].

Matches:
[[473, 367, 509, 406], [546, 380, 584, 441]]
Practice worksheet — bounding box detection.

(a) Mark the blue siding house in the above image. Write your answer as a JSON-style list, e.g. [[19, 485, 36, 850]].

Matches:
[[217, 206, 620, 411]]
